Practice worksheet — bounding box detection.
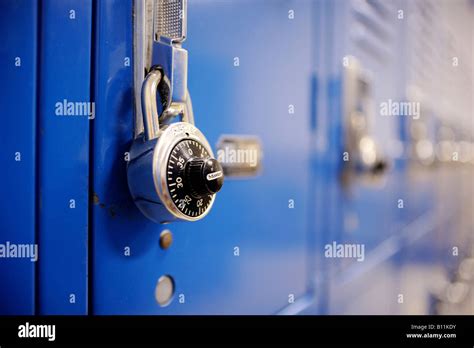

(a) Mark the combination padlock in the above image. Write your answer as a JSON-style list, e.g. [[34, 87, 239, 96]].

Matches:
[[127, 67, 224, 223]]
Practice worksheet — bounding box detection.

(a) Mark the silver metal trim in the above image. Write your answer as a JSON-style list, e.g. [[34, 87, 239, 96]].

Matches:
[[133, 0, 155, 138], [154, 0, 187, 44], [216, 135, 263, 178], [134, 0, 192, 138]]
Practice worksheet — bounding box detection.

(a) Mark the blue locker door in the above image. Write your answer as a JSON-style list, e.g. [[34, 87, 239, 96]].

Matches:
[[323, 0, 405, 314], [0, 0, 38, 315], [37, 0, 92, 314], [91, 0, 316, 314]]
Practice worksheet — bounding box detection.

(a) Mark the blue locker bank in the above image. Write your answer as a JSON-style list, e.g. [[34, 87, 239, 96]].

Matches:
[[1, 0, 473, 315]]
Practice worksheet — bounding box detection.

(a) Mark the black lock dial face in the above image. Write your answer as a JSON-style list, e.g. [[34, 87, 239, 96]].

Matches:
[[166, 139, 214, 218]]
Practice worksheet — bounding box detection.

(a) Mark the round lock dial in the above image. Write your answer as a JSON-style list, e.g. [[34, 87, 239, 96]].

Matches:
[[166, 139, 224, 218]]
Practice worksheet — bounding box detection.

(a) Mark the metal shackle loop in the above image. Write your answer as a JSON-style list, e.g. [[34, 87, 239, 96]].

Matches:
[[141, 68, 162, 141]]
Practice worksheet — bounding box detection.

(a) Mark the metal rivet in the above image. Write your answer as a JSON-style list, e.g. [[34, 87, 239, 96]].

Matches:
[[159, 229, 173, 249], [155, 275, 175, 307]]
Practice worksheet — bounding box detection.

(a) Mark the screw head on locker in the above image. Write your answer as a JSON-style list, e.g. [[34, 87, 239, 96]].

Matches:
[[127, 67, 224, 223]]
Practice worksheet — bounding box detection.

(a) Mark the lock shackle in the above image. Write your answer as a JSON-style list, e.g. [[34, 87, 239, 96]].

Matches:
[[141, 67, 194, 141], [142, 68, 162, 141]]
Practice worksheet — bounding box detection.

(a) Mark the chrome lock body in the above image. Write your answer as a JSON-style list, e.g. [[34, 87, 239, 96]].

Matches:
[[128, 0, 223, 223], [128, 68, 223, 223]]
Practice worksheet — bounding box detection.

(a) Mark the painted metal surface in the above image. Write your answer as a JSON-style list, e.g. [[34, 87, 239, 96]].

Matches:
[[320, 0, 473, 314], [91, 0, 314, 314], [312, 0, 403, 314], [0, 0, 38, 315], [37, 0, 92, 314], [0, 0, 472, 315]]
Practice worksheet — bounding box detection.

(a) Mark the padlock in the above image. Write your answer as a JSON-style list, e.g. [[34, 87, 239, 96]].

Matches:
[[343, 56, 388, 177], [127, 67, 224, 223]]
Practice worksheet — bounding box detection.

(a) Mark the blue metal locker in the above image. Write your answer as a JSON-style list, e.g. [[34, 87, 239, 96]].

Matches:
[[36, 0, 92, 315], [0, 0, 472, 316], [91, 0, 316, 315], [0, 0, 38, 315]]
